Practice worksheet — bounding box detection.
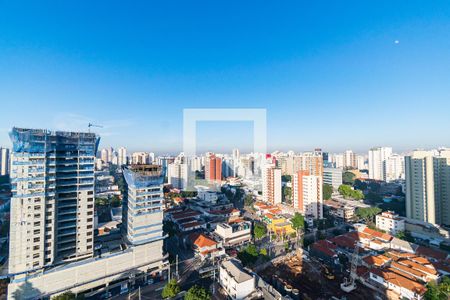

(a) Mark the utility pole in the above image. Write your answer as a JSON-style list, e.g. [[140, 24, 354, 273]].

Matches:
[[168, 262, 171, 282], [175, 255, 179, 279], [212, 260, 216, 295], [138, 286, 141, 300]]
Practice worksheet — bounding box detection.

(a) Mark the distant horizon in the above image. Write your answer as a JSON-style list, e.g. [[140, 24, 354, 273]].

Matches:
[[2, 126, 447, 157]]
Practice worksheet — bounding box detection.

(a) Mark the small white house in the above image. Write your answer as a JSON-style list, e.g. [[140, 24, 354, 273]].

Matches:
[[219, 259, 255, 300], [214, 221, 252, 248], [376, 211, 405, 235]]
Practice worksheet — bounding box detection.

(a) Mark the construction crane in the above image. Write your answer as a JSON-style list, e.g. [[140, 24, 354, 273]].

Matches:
[[340, 242, 361, 292], [88, 123, 103, 133]]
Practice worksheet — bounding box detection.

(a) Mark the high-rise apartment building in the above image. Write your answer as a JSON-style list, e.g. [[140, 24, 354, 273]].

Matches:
[[323, 167, 343, 189], [277, 152, 323, 176], [205, 153, 222, 182], [356, 155, 367, 170], [148, 152, 155, 164], [292, 170, 323, 219], [332, 153, 344, 169], [344, 150, 357, 169], [368, 147, 392, 180], [107, 147, 114, 163], [292, 170, 308, 211], [385, 154, 405, 181], [293, 152, 323, 177], [132, 152, 150, 165], [100, 148, 109, 163], [222, 157, 235, 178], [0, 147, 10, 175], [167, 161, 188, 190], [122, 164, 165, 246], [189, 156, 203, 173], [232, 148, 240, 162], [8, 128, 98, 274], [7, 131, 168, 299], [405, 150, 450, 226], [262, 163, 282, 204], [302, 175, 323, 219], [117, 147, 127, 166]]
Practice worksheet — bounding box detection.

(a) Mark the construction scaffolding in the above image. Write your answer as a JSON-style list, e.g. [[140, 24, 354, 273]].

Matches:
[[10, 127, 100, 154]]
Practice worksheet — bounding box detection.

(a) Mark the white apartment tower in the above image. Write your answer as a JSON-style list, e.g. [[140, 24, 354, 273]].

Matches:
[[331, 153, 344, 169], [117, 147, 127, 166], [385, 154, 405, 181], [262, 163, 282, 204], [292, 171, 323, 219], [167, 162, 188, 190], [0, 147, 10, 175], [368, 147, 392, 180], [344, 150, 357, 169], [122, 164, 165, 246], [100, 148, 109, 163], [302, 175, 323, 219], [107, 147, 114, 163], [131, 152, 150, 165], [405, 150, 450, 226], [8, 128, 98, 274]]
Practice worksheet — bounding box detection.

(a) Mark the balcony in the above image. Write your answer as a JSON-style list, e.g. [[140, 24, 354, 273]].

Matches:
[[57, 228, 76, 237], [58, 214, 77, 222], [58, 221, 77, 230], [58, 208, 77, 215]]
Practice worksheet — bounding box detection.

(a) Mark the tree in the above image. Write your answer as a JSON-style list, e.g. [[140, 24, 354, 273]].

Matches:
[[184, 285, 211, 300], [237, 245, 259, 267], [365, 192, 382, 204], [253, 223, 267, 240], [291, 213, 305, 232], [110, 195, 121, 207], [353, 179, 367, 191], [355, 207, 382, 225], [181, 191, 197, 198], [52, 292, 84, 300], [283, 186, 292, 204], [162, 279, 181, 299], [395, 231, 415, 243], [244, 194, 254, 207], [424, 277, 450, 300], [163, 221, 177, 238], [338, 185, 364, 200], [95, 197, 108, 207], [343, 172, 356, 185], [282, 175, 291, 182], [195, 170, 205, 180], [323, 184, 332, 200]]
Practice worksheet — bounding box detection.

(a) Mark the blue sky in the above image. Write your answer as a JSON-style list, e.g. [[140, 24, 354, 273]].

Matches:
[[0, 1, 449, 154]]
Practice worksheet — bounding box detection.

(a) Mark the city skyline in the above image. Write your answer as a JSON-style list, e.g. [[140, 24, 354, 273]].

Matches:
[[1, 1, 450, 152]]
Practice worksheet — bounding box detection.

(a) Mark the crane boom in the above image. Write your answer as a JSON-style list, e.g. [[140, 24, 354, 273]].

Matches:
[[88, 123, 103, 132]]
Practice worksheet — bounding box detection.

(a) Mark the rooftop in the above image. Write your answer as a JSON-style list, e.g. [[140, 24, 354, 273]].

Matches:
[[221, 259, 253, 283], [370, 268, 427, 295], [362, 227, 393, 242], [127, 164, 161, 176], [190, 233, 217, 248]]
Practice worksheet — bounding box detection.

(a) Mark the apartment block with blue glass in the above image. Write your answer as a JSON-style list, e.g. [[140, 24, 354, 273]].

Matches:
[[122, 164, 165, 246], [8, 127, 99, 274]]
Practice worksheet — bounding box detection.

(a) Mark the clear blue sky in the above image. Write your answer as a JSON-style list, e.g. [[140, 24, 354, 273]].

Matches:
[[1, 1, 449, 154]]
